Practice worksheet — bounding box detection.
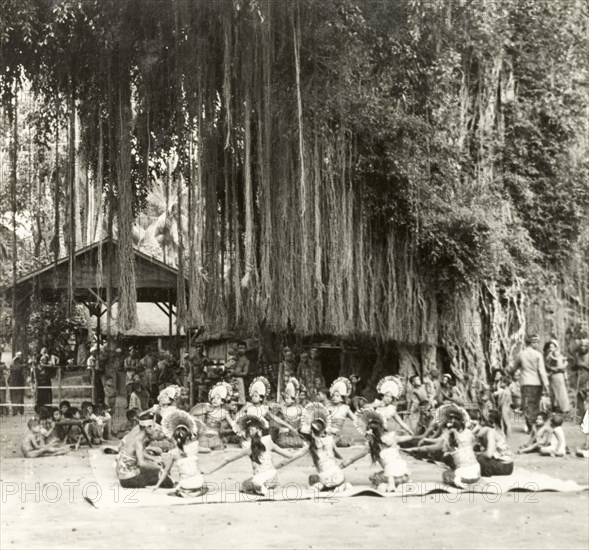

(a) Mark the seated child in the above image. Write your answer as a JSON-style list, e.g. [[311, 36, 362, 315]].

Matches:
[[59, 400, 71, 417], [21, 419, 69, 458], [63, 407, 84, 445], [509, 372, 522, 412], [518, 412, 552, 454], [37, 406, 57, 443], [494, 376, 512, 439], [116, 409, 139, 439], [81, 402, 102, 445], [479, 390, 494, 426], [51, 408, 67, 442], [94, 403, 113, 441], [540, 414, 567, 457]]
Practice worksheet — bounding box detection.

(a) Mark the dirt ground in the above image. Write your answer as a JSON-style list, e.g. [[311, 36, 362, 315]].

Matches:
[[1, 412, 588, 550]]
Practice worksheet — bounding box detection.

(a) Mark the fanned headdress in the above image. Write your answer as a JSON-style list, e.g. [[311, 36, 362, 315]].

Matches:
[[249, 376, 271, 398], [161, 409, 203, 438], [329, 377, 352, 398], [354, 408, 388, 436], [434, 403, 470, 426], [236, 413, 269, 434], [376, 376, 403, 399], [300, 402, 331, 434], [208, 381, 233, 403], [158, 385, 181, 404]]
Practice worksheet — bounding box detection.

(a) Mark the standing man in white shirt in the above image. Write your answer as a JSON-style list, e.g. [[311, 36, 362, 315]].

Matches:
[[510, 333, 549, 432]]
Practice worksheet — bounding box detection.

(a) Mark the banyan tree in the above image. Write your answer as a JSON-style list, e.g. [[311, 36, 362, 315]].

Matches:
[[1, 0, 588, 385]]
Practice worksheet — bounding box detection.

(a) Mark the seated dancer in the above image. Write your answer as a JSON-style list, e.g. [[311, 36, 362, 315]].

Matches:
[[234, 377, 299, 440], [326, 377, 359, 447], [152, 410, 210, 497], [152, 385, 182, 418], [277, 403, 350, 492], [273, 381, 305, 448], [278, 371, 300, 404], [115, 410, 173, 489], [220, 395, 243, 445], [518, 412, 552, 454], [364, 376, 414, 436], [407, 405, 480, 489], [21, 419, 69, 458], [341, 409, 413, 492], [418, 402, 471, 443], [191, 382, 237, 451], [475, 409, 514, 475], [204, 414, 292, 496]]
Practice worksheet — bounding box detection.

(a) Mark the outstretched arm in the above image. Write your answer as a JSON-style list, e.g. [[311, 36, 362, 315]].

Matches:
[[346, 408, 358, 423], [203, 449, 249, 475], [267, 411, 300, 436], [393, 412, 414, 435], [152, 456, 176, 491], [270, 440, 294, 459], [340, 448, 369, 469], [275, 447, 309, 469], [405, 436, 445, 454], [332, 442, 344, 460]]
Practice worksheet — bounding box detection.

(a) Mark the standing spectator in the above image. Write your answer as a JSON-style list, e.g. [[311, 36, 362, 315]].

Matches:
[[277, 347, 297, 400], [544, 339, 570, 414], [104, 376, 118, 412], [571, 338, 589, 420], [509, 371, 522, 413], [436, 374, 464, 406], [425, 369, 440, 405], [510, 333, 550, 432], [309, 347, 322, 383], [86, 347, 102, 404], [35, 348, 55, 411], [111, 347, 126, 397], [349, 373, 367, 411], [233, 341, 250, 406], [193, 346, 208, 403], [407, 374, 429, 424], [141, 350, 159, 407], [1, 360, 12, 416], [9, 351, 25, 416], [296, 351, 315, 393], [124, 347, 140, 396]]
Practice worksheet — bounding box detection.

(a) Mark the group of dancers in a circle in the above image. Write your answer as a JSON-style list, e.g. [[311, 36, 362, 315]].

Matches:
[[115, 374, 495, 497]]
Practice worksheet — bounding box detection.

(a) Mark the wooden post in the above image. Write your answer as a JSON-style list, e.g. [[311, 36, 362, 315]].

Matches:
[[93, 305, 101, 403], [57, 364, 62, 404], [189, 360, 195, 408], [188, 327, 193, 406], [168, 290, 173, 352]]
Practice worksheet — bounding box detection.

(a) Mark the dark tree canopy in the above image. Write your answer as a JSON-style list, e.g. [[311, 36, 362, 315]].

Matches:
[[1, 0, 588, 349]]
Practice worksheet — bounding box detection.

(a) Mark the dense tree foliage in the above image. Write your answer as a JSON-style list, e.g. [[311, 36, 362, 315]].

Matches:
[[1, 0, 587, 356]]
